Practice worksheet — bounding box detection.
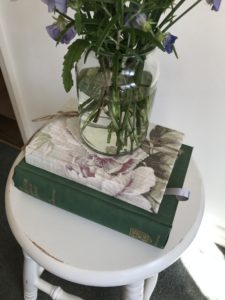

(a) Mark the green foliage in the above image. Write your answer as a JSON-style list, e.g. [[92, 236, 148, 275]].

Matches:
[[53, 0, 205, 93], [62, 39, 89, 92], [43, 0, 207, 154]]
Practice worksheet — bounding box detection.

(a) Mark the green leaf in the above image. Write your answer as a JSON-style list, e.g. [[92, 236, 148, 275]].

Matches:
[[74, 12, 83, 34], [112, 53, 119, 88], [62, 39, 89, 92], [96, 15, 117, 54], [116, 0, 124, 26], [90, 0, 115, 3]]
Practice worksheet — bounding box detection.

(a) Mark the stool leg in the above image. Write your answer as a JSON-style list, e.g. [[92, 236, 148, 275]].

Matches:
[[23, 252, 39, 300], [123, 281, 144, 300], [143, 275, 158, 300], [36, 278, 84, 300]]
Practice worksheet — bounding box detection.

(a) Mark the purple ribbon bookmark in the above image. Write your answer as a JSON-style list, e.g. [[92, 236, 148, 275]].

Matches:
[[165, 188, 190, 201]]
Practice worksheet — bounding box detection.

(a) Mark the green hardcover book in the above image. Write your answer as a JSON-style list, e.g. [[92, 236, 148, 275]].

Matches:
[[13, 144, 192, 248]]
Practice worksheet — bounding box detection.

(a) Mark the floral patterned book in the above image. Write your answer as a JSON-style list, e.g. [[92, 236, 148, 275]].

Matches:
[[25, 116, 184, 214]]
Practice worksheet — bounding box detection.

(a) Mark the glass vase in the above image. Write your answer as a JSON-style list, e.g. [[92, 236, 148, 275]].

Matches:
[[76, 51, 159, 155]]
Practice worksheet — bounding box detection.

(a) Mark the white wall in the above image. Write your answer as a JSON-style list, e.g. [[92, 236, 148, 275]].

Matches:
[[0, 0, 75, 137], [1, 1, 225, 241]]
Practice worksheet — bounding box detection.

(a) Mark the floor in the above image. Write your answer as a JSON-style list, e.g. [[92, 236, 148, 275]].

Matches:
[[0, 67, 24, 149], [0, 114, 23, 149], [181, 231, 225, 300]]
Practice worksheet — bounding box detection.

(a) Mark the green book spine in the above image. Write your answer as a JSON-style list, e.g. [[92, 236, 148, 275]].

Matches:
[[13, 144, 192, 248]]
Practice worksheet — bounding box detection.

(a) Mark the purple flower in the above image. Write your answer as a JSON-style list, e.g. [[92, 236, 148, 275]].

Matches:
[[124, 3, 148, 30], [133, 13, 147, 29], [206, 0, 221, 11], [46, 24, 76, 44], [163, 33, 177, 54], [212, 0, 221, 11], [125, 12, 147, 29], [41, 0, 67, 14]]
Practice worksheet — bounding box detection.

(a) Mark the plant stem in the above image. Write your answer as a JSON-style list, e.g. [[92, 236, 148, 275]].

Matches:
[[55, 9, 74, 21], [162, 0, 203, 33], [158, 0, 187, 29]]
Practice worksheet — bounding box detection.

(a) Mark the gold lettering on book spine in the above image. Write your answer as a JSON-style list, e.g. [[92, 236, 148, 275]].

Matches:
[[21, 179, 38, 197], [50, 189, 56, 205], [129, 228, 152, 243]]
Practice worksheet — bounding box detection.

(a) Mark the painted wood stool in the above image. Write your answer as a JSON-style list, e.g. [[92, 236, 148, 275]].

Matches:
[[5, 153, 204, 300]]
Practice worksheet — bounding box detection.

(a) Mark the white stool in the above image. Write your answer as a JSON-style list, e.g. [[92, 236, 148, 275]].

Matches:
[[5, 153, 204, 300]]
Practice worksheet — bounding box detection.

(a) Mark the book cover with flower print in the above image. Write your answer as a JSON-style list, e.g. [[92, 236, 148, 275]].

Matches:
[[25, 116, 183, 213]]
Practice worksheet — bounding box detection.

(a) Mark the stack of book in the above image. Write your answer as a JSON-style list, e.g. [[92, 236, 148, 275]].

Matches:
[[13, 116, 192, 248]]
